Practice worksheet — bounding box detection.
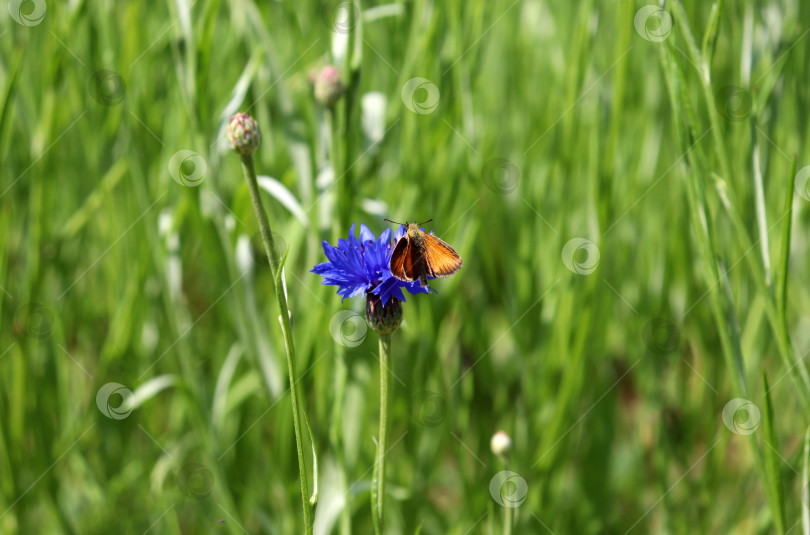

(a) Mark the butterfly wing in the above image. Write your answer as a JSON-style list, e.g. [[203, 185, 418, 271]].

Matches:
[[422, 234, 463, 278], [389, 236, 413, 281], [402, 240, 417, 281]]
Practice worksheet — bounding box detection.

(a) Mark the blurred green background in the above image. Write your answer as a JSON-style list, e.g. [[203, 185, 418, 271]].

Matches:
[[2, 0, 810, 533]]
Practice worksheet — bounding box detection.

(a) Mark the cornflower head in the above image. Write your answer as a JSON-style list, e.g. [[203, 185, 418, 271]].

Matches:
[[311, 223, 430, 333]]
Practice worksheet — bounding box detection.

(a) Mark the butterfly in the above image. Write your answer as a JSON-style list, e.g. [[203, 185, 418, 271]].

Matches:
[[385, 219, 463, 287]]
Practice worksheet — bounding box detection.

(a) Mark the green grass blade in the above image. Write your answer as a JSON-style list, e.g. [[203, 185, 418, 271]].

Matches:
[[803, 426, 810, 535], [776, 156, 798, 323], [762, 372, 786, 534]]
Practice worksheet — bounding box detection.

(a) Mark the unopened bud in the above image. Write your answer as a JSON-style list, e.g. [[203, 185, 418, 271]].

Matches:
[[226, 112, 262, 156], [313, 65, 345, 108], [490, 431, 512, 456]]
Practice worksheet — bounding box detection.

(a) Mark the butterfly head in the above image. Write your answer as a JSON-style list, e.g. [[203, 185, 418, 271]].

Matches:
[[405, 222, 424, 240]]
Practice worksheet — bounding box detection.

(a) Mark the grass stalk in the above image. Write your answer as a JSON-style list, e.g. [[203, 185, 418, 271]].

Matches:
[[239, 153, 313, 534]]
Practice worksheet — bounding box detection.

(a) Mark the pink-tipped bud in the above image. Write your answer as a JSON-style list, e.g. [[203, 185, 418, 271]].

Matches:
[[226, 112, 261, 156], [313, 66, 345, 108]]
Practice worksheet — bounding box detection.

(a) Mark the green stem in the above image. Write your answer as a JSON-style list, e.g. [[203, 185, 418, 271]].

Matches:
[[375, 333, 392, 532], [240, 154, 313, 534], [496, 453, 515, 535], [505, 504, 513, 535]]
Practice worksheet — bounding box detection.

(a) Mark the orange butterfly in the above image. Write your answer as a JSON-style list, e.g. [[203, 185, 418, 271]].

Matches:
[[386, 219, 463, 287]]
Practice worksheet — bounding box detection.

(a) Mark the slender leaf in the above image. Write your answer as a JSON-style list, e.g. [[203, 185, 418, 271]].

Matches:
[[762, 372, 786, 534]]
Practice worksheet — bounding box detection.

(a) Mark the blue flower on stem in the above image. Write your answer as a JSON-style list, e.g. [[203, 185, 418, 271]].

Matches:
[[311, 223, 430, 306]]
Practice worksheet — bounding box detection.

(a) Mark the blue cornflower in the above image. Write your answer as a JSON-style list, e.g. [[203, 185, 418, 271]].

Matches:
[[311, 223, 430, 306]]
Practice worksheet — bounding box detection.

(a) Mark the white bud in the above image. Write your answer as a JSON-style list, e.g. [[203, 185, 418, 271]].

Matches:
[[491, 431, 512, 456]]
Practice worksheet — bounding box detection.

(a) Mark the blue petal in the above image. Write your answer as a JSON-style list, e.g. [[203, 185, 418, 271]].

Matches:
[[359, 223, 375, 244], [405, 280, 432, 295], [378, 227, 392, 248]]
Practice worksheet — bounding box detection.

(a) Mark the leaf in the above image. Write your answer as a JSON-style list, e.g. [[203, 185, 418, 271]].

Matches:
[[257, 175, 309, 227], [802, 426, 810, 535], [776, 155, 797, 323], [212, 343, 244, 432], [363, 3, 405, 23], [361, 92, 386, 147], [304, 410, 319, 507], [762, 372, 786, 534], [123, 375, 178, 412], [700, 1, 724, 69], [313, 458, 348, 535], [351, 0, 363, 72], [60, 160, 128, 239]]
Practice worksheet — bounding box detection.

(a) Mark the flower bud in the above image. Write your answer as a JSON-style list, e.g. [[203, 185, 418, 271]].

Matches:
[[365, 292, 402, 335], [490, 430, 512, 456], [226, 112, 261, 156], [313, 65, 344, 108]]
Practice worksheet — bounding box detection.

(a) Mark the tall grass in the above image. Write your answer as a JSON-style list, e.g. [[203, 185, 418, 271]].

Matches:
[[1, 0, 810, 533]]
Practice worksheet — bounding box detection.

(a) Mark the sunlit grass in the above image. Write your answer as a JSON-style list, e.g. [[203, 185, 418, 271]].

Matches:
[[2, 1, 810, 533]]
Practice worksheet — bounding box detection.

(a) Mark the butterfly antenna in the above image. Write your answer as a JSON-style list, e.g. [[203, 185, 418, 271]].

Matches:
[[418, 218, 433, 226], [384, 218, 405, 225]]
